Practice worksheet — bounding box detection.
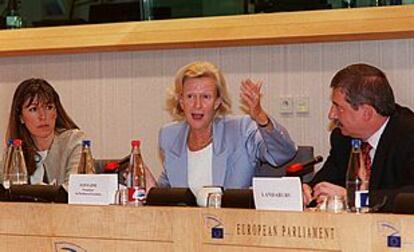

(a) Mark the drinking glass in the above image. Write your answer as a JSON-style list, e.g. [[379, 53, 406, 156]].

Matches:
[[326, 195, 346, 213], [207, 192, 222, 208], [196, 186, 222, 207], [115, 188, 129, 206]]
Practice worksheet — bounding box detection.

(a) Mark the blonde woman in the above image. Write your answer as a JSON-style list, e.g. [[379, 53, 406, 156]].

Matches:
[[158, 61, 296, 194]]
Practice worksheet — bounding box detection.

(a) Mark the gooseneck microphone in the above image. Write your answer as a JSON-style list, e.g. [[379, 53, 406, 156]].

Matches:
[[104, 155, 130, 173], [286, 155, 323, 177], [288, 155, 323, 208]]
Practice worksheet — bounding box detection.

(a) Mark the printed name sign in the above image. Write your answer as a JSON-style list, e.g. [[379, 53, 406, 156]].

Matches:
[[68, 174, 118, 205], [253, 177, 303, 211]]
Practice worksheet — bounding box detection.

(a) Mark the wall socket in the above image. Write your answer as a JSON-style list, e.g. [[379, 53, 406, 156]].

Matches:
[[295, 96, 310, 114], [279, 96, 310, 115], [279, 97, 294, 114]]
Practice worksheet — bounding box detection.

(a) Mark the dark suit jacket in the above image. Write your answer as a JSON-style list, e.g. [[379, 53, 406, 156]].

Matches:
[[311, 104, 414, 211]]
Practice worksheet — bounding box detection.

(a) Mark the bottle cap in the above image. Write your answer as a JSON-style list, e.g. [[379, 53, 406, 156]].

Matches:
[[105, 161, 119, 172], [82, 140, 91, 147], [131, 140, 141, 147], [7, 138, 13, 146], [13, 139, 22, 146], [351, 139, 361, 148]]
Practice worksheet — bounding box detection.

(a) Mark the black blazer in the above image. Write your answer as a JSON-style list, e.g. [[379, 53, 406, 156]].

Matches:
[[311, 104, 414, 211]]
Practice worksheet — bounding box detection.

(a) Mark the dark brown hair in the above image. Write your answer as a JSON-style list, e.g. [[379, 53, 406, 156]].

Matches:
[[330, 63, 395, 116], [6, 78, 79, 175]]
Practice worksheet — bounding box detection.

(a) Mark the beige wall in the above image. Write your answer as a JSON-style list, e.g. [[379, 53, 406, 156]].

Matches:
[[0, 38, 413, 177]]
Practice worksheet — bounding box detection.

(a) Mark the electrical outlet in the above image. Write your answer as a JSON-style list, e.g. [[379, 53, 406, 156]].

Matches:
[[295, 96, 310, 113], [279, 97, 294, 114]]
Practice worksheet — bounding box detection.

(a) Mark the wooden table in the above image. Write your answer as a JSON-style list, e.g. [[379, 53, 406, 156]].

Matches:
[[0, 202, 413, 251]]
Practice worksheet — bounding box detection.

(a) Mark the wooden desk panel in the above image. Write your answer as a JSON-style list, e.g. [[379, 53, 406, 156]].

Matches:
[[201, 209, 363, 251], [201, 208, 414, 251], [1, 236, 172, 252], [0, 203, 172, 241], [1, 202, 414, 251], [0, 203, 184, 251]]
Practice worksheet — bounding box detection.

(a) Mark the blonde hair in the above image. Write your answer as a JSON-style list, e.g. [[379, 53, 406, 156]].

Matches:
[[166, 61, 232, 120]]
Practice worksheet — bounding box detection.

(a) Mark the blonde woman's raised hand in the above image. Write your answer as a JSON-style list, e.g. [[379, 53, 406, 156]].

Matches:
[[240, 79, 269, 126]]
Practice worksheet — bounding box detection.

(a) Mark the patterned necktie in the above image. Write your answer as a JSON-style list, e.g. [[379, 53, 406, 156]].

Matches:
[[361, 142, 373, 181]]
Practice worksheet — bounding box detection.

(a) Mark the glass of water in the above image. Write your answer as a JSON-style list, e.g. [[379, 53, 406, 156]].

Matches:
[[207, 192, 222, 208], [326, 195, 346, 213], [114, 188, 129, 206]]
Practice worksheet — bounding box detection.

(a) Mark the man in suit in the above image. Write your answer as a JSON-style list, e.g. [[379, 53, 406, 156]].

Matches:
[[303, 63, 414, 211]]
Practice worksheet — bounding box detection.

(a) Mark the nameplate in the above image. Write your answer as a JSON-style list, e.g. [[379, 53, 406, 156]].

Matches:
[[253, 177, 303, 211], [68, 174, 118, 205]]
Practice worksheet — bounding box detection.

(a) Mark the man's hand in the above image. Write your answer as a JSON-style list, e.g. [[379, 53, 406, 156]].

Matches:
[[313, 182, 346, 204], [302, 183, 313, 206]]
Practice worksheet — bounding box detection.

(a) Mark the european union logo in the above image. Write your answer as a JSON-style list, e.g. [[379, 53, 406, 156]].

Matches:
[[212, 227, 224, 239], [360, 191, 369, 207], [387, 235, 401, 248], [54, 241, 87, 252]]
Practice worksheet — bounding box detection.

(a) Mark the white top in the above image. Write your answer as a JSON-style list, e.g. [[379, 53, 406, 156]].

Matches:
[[30, 150, 48, 185], [187, 143, 213, 196]]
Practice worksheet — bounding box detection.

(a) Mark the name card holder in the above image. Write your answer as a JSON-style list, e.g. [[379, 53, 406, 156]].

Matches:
[[68, 174, 118, 205], [253, 177, 303, 211]]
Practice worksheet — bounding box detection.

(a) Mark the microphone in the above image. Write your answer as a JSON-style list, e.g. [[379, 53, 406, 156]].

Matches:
[[104, 155, 130, 173], [286, 155, 323, 177]]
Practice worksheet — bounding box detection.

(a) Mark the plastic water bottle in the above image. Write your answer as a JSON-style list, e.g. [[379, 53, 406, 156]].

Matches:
[[127, 140, 146, 206], [346, 139, 369, 213], [342, 0, 355, 8], [77, 140, 96, 174], [2, 139, 14, 188], [5, 139, 28, 186], [5, 0, 22, 29]]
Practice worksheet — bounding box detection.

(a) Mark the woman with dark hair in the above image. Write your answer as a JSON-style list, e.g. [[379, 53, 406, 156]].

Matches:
[[2, 78, 86, 187]]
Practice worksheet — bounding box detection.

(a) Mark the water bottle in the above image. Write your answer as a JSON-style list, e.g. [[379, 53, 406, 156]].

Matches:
[[2, 139, 14, 188], [346, 139, 369, 213], [341, 0, 387, 7], [342, 0, 356, 8], [5, 0, 22, 29], [77, 140, 96, 174], [127, 140, 146, 206], [4, 139, 28, 186], [370, 0, 388, 6]]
